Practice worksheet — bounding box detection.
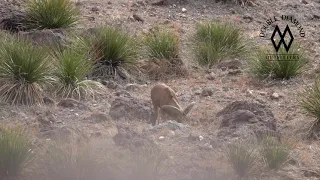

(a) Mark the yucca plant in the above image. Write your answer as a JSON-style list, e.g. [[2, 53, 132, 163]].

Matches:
[[0, 34, 52, 105], [300, 77, 320, 138], [259, 137, 291, 170], [248, 42, 307, 80], [191, 21, 247, 68], [88, 27, 138, 78], [143, 29, 180, 60], [26, 0, 80, 29], [51, 36, 105, 100], [0, 126, 34, 179], [227, 142, 258, 178]]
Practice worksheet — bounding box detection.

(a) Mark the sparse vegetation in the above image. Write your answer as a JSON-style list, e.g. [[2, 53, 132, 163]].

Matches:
[[34, 141, 107, 180], [0, 126, 34, 179], [51, 36, 105, 100], [227, 142, 258, 178], [143, 29, 180, 60], [248, 43, 307, 80], [259, 137, 292, 170], [0, 34, 52, 105], [26, 0, 80, 29], [88, 27, 138, 78], [191, 21, 247, 68]]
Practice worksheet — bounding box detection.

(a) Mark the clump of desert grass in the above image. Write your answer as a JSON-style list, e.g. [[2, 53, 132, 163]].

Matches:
[[191, 21, 248, 68], [0, 34, 52, 105]]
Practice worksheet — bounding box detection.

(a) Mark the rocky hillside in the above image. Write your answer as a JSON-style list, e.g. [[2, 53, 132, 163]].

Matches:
[[0, 0, 320, 180]]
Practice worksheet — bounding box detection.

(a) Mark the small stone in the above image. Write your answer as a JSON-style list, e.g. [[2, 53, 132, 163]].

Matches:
[[43, 96, 55, 105], [228, 69, 242, 75], [313, 14, 320, 19], [199, 136, 204, 141], [201, 88, 213, 97], [125, 83, 139, 91], [271, 92, 280, 100], [243, 14, 253, 23], [246, 89, 254, 95], [91, 6, 99, 12], [133, 14, 144, 22], [168, 130, 175, 137], [258, 91, 267, 96], [159, 136, 165, 140], [182, 8, 187, 13], [206, 72, 215, 80], [303, 170, 319, 178], [194, 88, 202, 95]]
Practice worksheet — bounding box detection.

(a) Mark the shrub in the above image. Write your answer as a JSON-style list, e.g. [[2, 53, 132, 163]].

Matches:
[[88, 27, 138, 78], [143, 29, 180, 60], [227, 142, 258, 178], [0, 34, 52, 105], [300, 78, 320, 138], [248, 43, 307, 80], [26, 0, 80, 29], [0, 126, 34, 179], [51, 36, 105, 100], [191, 21, 247, 68], [259, 137, 291, 170]]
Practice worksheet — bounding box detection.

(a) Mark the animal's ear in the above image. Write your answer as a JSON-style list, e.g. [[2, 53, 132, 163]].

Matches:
[[182, 102, 195, 116], [166, 87, 175, 98], [161, 105, 183, 117]]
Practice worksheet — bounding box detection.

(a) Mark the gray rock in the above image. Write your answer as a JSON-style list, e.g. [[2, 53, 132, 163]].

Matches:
[[109, 96, 151, 121], [219, 109, 255, 128], [216, 100, 278, 142], [18, 29, 67, 46], [206, 72, 215, 80], [201, 88, 213, 97], [113, 124, 160, 152]]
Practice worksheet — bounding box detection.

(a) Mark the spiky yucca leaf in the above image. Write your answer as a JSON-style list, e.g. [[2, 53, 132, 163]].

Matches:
[[0, 35, 52, 105], [227, 142, 258, 178], [88, 27, 138, 78], [300, 78, 320, 137], [192, 21, 247, 68], [91, 27, 138, 65], [260, 136, 291, 170], [0, 126, 34, 179], [248, 42, 307, 80], [144, 29, 180, 60], [26, 0, 80, 29], [52, 37, 105, 100]]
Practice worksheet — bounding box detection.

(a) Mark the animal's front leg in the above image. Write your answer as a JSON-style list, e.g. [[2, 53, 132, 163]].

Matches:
[[151, 106, 159, 126]]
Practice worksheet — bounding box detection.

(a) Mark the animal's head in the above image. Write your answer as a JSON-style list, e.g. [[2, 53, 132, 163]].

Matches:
[[160, 102, 195, 122]]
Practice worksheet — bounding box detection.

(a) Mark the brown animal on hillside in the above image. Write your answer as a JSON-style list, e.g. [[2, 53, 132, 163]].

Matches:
[[150, 83, 195, 126]]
